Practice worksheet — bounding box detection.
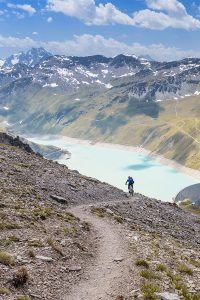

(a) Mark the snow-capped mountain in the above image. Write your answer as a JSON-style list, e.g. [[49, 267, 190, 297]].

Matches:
[[1, 48, 200, 171], [1, 48, 200, 129], [2, 48, 52, 68], [1, 49, 200, 102]]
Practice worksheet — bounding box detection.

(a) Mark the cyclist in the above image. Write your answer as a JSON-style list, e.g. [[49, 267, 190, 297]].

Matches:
[[125, 176, 134, 193]]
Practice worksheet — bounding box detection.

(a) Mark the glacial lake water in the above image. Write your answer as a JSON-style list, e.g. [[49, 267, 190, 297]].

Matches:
[[27, 135, 199, 202]]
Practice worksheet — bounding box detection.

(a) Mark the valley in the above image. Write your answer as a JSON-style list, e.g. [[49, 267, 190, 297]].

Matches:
[[0, 48, 200, 171]]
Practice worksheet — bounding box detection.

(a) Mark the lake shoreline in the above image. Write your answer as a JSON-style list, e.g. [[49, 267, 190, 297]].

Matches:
[[57, 135, 200, 182]]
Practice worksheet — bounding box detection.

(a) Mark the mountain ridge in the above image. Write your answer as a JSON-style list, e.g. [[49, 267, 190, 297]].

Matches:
[[1, 48, 200, 170]]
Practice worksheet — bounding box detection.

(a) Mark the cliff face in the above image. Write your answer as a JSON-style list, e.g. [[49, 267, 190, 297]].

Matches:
[[0, 132, 34, 154]]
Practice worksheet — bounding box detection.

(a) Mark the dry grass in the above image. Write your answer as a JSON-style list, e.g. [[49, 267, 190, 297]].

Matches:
[[177, 263, 193, 275], [27, 239, 43, 247], [91, 207, 106, 218], [28, 249, 35, 258], [0, 251, 15, 266], [47, 238, 64, 256], [17, 296, 30, 300], [136, 259, 149, 268], [0, 288, 10, 295], [141, 283, 160, 300], [140, 270, 159, 280], [156, 263, 167, 272]]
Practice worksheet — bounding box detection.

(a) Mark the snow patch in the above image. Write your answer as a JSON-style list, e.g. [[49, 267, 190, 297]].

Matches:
[[0, 60, 4, 67], [118, 72, 135, 78], [194, 91, 200, 96], [105, 83, 113, 89], [11, 57, 19, 65], [85, 71, 98, 78], [43, 83, 58, 88], [3, 106, 9, 110]]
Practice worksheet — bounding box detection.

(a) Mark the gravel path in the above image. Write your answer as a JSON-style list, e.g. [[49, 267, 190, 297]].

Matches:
[[64, 205, 133, 300]]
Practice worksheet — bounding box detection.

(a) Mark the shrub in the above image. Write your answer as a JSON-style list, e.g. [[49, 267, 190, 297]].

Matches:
[[12, 267, 29, 287], [0, 251, 15, 266], [136, 259, 149, 268], [17, 296, 30, 300]]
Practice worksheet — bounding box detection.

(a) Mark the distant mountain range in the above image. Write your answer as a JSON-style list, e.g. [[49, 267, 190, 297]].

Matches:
[[1, 48, 200, 170]]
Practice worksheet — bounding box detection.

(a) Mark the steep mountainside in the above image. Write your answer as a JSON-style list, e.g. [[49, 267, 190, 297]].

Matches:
[[1, 49, 200, 170], [0, 135, 199, 299]]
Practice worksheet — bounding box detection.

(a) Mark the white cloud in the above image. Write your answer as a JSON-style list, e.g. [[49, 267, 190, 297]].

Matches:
[[32, 32, 38, 35], [7, 3, 36, 16], [146, 0, 186, 13], [46, 0, 200, 30], [0, 33, 200, 62], [47, 16, 53, 23]]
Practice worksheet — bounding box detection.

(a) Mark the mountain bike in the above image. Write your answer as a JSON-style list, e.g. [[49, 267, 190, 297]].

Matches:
[[128, 185, 134, 196]]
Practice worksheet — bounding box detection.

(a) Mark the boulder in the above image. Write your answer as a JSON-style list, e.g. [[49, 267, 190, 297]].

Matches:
[[156, 292, 180, 300], [36, 255, 53, 262], [50, 194, 68, 204]]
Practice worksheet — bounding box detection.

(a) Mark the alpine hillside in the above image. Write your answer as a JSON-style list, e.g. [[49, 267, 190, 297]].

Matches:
[[1, 48, 200, 170], [0, 132, 199, 299]]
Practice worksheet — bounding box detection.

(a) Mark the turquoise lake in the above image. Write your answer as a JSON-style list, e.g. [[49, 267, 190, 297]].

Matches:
[[27, 135, 199, 202]]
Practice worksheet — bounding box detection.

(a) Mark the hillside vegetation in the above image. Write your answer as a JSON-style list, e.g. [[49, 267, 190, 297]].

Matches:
[[58, 95, 200, 170]]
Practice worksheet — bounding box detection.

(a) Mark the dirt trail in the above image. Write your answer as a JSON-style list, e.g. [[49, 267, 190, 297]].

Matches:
[[64, 205, 133, 300]]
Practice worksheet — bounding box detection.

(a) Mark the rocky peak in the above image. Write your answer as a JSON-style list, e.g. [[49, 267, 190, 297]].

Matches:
[[3, 47, 52, 68]]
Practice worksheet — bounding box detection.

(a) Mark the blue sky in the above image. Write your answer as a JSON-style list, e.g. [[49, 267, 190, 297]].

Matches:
[[0, 0, 200, 60]]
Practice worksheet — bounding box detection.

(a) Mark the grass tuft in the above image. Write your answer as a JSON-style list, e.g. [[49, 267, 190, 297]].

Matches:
[[0, 288, 10, 295], [17, 296, 30, 300], [141, 283, 160, 300], [27, 239, 43, 247], [177, 263, 193, 275], [156, 263, 167, 272], [136, 259, 150, 268], [0, 251, 15, 266], [140, 270, 159, 280], [28, 249, 35, 258], [47, 238, 64, 256]]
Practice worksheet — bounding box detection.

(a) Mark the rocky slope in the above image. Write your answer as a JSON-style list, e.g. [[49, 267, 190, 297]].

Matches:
[[0, 134, 126, 300], [0, 134, 200, 299]]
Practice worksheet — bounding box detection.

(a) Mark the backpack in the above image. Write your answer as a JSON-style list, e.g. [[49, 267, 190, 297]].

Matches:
[[129, 177, 134, 184]]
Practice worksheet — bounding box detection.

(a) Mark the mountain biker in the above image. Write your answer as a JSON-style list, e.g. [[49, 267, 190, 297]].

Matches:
[[125, 176, 134, 192]]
